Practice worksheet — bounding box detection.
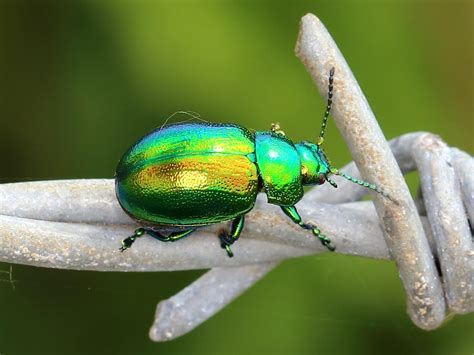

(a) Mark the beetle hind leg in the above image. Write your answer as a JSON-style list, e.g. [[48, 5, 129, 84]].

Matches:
[[119, 228, 195, 252], [219, 215, 245, 258], [146, 228, 195, 242], [281, 206, 335, 251]]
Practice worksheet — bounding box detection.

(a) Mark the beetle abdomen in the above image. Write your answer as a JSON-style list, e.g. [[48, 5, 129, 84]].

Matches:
[[115, 123, 259, 226]]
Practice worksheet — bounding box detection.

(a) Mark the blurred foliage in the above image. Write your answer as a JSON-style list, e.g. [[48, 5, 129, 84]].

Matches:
[[0, 0, 472, 354]]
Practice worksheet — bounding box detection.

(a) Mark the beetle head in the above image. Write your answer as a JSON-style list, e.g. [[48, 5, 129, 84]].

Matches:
[[295, 142, 336, 186], [296, 141, 390, 198]]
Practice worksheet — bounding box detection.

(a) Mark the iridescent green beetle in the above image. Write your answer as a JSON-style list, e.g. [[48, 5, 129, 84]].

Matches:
[[116, 68, 387, 257]]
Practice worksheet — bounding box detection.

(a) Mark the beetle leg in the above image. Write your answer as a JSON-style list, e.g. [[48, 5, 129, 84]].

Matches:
[[280, 206, 335, 251], [219, 215, 245, 258], [119, 228, 195, 252], [146, 229, 195, 242]]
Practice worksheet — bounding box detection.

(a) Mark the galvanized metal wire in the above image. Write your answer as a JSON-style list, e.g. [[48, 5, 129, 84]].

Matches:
[[0, 13, 472, 342]]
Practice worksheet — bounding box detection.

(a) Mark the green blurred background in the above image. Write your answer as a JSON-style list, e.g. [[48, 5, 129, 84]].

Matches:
[[0, 0, 472, 354]]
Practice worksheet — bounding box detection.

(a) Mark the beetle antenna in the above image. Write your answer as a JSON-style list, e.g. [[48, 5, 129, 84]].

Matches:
[[318, 67, 335, 146], [330, 168, 390, 198]]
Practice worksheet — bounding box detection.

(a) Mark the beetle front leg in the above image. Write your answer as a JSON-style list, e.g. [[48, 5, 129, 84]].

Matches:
[[280, 206, 335, 251], [219, 215, 245, 258]]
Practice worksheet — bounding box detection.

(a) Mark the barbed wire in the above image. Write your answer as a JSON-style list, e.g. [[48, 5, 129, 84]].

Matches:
[[0, 13, 472, 342]]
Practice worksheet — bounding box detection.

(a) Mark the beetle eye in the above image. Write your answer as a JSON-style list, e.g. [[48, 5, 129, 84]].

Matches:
[[318, 174, 326, 185]]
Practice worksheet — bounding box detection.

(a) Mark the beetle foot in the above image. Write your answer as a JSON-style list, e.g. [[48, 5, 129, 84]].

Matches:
[[119, 228, 145, 252], [119, 237, 134, 252], [311, 229, 336, 252], [219, 232, 235, 258], [319, 236, 336, 252]]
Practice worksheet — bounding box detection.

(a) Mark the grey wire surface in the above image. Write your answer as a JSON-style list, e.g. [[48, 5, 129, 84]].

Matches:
[[295, 13, 445, 330]]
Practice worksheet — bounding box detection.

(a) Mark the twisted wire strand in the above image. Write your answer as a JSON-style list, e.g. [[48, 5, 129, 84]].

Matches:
[[151, 133, 473, 341], [0, 133, 471, 340]]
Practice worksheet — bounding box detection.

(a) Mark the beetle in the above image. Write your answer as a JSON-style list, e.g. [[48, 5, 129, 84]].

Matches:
[[116, 68, 388, 257]]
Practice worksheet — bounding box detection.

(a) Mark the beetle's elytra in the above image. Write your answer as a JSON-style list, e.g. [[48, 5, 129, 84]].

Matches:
[[116, 68, 388, 257]]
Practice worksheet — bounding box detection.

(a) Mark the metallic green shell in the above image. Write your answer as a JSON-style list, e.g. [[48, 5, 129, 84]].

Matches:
[[255, 132, 303, 206], [115, 123, 259, 226]]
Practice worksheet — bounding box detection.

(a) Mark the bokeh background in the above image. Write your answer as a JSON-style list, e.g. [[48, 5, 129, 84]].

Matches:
[[0, 0, 472, 354]]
